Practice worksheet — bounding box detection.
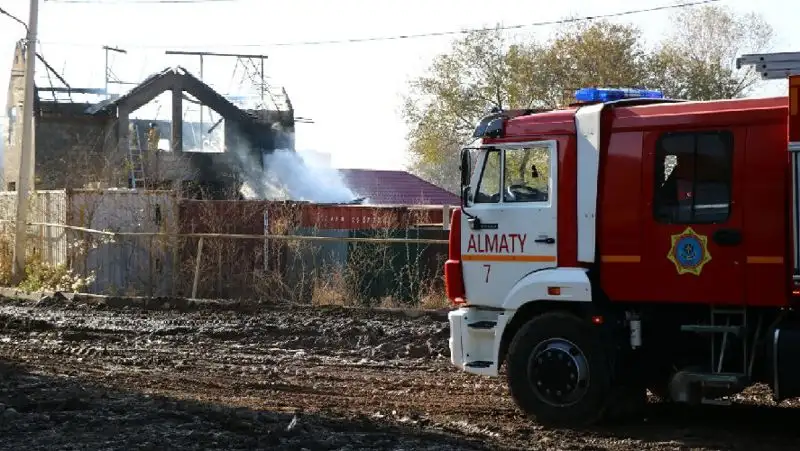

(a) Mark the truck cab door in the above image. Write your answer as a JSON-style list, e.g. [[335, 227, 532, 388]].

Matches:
[[461, 141, 559, 306], [645, 129, 745, 305]]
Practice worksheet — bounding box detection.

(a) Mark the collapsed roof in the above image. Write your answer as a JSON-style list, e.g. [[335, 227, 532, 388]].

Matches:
[[86, 66, 293, 130]]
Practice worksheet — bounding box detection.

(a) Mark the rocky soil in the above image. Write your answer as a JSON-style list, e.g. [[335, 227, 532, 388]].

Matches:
[[1, 295, 800, 450]]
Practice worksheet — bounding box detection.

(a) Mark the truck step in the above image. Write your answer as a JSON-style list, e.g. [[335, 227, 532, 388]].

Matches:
[[464, 360, 493, 368], [680, 324, 745, 336], [466, 321, 496, 330], [697, 372, 748, 388], [669, 371, 748, 404], [701, 397, 732, 406], [674, 371, 748, 390]]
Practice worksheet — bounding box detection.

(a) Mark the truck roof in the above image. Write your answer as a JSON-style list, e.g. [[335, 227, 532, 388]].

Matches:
[[496, 96, 788, 140]]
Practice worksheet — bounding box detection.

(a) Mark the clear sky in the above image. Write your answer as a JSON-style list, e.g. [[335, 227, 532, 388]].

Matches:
[[0, 0, 798, 170]]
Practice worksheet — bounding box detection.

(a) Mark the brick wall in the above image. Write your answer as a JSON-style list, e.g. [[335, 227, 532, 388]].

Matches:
[[34, 116, 120, 189]]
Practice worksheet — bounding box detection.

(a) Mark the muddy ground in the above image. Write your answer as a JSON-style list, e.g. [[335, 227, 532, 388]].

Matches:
[[1, 296, 800, 450]]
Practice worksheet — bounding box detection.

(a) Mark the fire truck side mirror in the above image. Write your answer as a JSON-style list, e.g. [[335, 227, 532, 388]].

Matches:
[[459, 148, 473, 208], [459, 148, 472, 188]]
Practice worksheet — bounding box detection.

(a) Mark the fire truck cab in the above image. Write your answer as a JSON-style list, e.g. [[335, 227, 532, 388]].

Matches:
[[445, 52, 800, 426]]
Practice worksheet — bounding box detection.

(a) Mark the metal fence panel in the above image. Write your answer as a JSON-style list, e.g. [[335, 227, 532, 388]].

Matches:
[[67, 189, 178, 296]]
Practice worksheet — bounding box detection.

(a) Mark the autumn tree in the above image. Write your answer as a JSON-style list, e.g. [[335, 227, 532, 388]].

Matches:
[[402, 5, 774, 192], [401, 28, 515, 193], [402, 21, 653, 192], [647, 4, 774, 100]]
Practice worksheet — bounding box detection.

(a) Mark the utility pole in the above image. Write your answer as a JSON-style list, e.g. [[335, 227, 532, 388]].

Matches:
[[199, 54, 203, 148], [12, 0, 39, 283], [103, 45, 127, 99]]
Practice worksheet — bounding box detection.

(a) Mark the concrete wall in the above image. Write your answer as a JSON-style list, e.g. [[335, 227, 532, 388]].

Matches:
[[7, 110, 250, 192], [35, 116, 121, 189], [11, 112, 270, 193], [145, 151, 242, 186], [2, 42, 120, 191], [0, 116, 6, 176], [4, 41, 25, 191]]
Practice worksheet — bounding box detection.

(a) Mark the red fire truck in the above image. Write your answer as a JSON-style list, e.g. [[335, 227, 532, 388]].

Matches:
[[444, 51, 800, 426]]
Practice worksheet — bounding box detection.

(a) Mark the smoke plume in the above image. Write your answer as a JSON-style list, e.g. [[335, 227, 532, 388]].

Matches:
[[230, 127, 356, 203], [258, 149, 356, 203]]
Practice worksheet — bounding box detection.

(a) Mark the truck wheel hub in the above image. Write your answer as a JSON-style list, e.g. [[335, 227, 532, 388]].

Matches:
[[528, 339, 589, 407]]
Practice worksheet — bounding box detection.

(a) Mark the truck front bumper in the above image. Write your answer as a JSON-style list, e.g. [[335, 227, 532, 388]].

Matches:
[[448, 307, 510, 377]]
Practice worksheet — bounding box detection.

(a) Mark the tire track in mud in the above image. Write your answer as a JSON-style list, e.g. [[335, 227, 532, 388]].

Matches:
[[2, 299, 800, 450]]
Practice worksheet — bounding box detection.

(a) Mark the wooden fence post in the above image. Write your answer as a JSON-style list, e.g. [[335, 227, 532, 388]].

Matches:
[[191, 237, 204, 298]]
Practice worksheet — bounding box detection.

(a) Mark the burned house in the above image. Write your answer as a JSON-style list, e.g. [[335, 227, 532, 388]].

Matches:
[[3, 40, 294, 198]]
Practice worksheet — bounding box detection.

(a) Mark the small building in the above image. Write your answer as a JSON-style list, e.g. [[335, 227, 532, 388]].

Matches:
[[3, 40, 294, 199]]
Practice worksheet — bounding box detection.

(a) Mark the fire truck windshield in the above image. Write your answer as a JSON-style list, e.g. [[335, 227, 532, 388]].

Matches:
[[473, 146, 550, 204]]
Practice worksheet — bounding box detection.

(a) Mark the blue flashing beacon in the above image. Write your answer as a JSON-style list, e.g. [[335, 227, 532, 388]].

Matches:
[[574, 87, 664, 103]]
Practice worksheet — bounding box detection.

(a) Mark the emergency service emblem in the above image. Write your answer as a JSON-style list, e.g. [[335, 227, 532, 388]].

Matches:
[[667, 226, 712, 276]]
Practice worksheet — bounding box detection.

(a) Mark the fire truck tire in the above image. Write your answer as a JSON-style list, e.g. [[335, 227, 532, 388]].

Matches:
[[506, 311, 613, 427]]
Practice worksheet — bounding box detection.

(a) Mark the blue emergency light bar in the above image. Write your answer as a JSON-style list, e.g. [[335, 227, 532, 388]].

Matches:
[[574, 87, 665, 103]]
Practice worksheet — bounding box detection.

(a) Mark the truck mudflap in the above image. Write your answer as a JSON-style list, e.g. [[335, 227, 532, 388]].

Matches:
[[448, 307, 510, 377]]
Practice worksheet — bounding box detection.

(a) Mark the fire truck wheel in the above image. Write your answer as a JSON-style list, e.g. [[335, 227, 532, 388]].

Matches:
[[506, 311, 613, 426]]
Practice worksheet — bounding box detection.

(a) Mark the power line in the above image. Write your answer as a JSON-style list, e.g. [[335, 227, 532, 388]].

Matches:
[[267, 0, 724, 47], [0, 6, 28, 30], [45, 0, 235, 3], [40, 0, 722, 49]]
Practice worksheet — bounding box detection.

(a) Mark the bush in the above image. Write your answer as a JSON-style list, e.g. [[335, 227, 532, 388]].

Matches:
[[0, 233, 95, 294], [17, 251, 96, 293]]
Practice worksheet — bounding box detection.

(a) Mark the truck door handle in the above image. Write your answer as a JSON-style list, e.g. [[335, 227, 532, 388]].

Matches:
[[713, 228, 742, 246], [535, 237, 555, 244]]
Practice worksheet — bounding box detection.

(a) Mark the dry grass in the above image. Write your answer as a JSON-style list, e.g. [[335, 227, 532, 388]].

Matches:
[[310, 267, 351, 307], [0, 234, 13, 286], [417, 290, 452, 310]]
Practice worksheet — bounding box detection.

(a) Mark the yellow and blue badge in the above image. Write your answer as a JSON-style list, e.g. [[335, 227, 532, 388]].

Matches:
[[667, 226, 712, 276]]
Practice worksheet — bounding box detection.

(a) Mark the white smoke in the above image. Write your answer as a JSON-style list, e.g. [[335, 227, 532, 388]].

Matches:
[[230, 133, 356, 203], [256, 149, 356, 203], [211, 105, 357, 203]]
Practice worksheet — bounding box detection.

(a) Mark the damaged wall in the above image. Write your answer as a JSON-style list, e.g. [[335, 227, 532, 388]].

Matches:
[[2, 42, 123, 190], [35, 114, 121, 189]]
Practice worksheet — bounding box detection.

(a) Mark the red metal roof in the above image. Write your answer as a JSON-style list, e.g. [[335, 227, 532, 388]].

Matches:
[[338, 169, 460, 206]]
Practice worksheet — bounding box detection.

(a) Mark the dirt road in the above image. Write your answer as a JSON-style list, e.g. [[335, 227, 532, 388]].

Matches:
[[1, 295, 800, 450]]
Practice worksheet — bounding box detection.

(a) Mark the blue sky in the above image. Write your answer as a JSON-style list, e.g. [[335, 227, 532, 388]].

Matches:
[[1, 0, 797, 170]]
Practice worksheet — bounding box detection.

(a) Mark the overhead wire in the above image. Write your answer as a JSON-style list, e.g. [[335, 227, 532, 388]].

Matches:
[[39, 0, 722, 49], [258, 0, 724, 47], [30, 0, 722, 127], [0, 6, 28, 31], [45, 0, 236, 3]]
